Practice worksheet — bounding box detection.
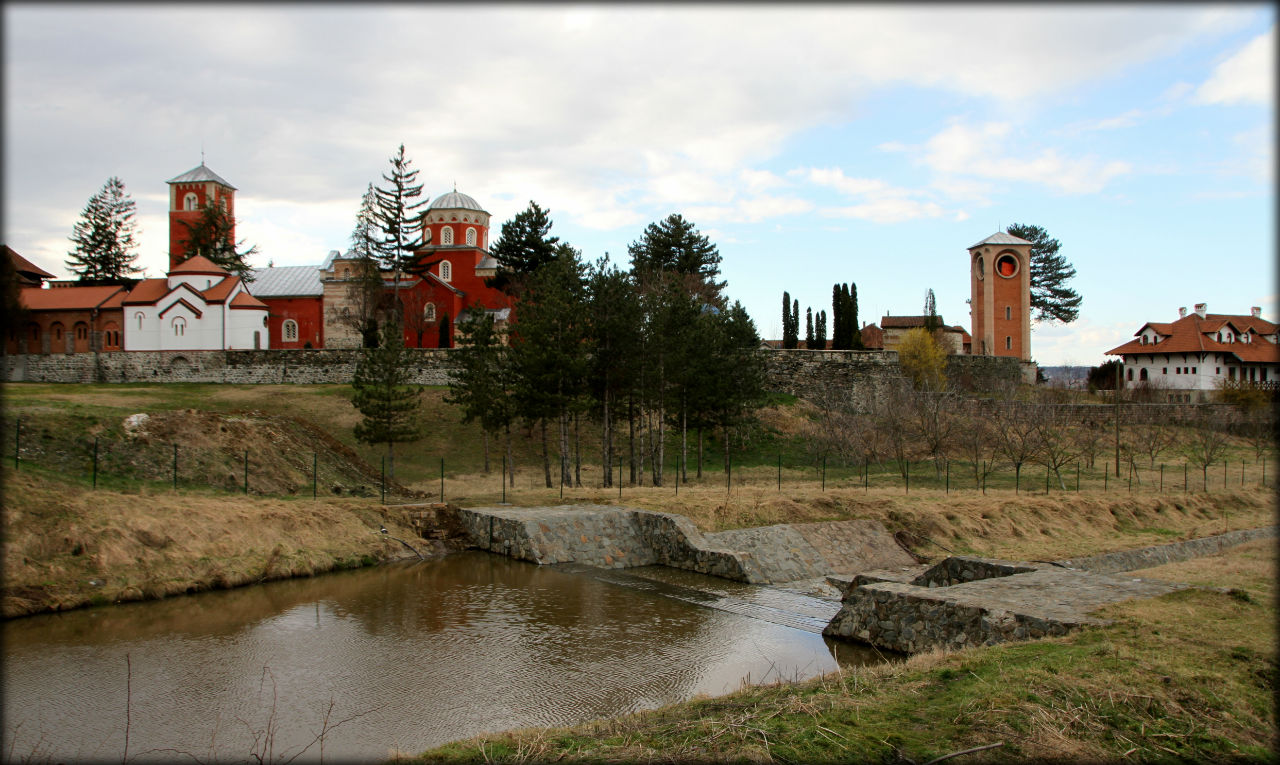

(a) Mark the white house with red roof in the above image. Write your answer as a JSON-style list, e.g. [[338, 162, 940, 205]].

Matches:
[[122, 254, 270, 351], [1105, 303, 1279, 400]]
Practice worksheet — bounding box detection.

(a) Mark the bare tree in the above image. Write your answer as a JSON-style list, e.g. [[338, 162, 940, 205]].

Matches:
[[1032, 406, 1078, 490], [952, 408, 998, 488], [875, 382, 918, 481], [1183, 408, 1233, 490], [907, 388, 955, 477], [991, 402, 1043, 492]]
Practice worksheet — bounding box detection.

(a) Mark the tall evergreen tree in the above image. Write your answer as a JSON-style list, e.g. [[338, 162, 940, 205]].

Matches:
[[1006, 223, 1082, 324], [176, 200, 259, 281], [372, 144, 427, 300], [489, 201, 560, 293], [351, 319, 422, 482], [447, 306, 514, 474], [850, 282, 863, 349], [830, 284, 844, 350], [66, 177, 141, 282], [923, 288, 940, 334], [628, 214, 725, 300], [341, 185, 387, 348], [585, 256, 644, 488], [814, 309, 828, 350], [781, 291, 795, 349], [805, 307, 814, 348]]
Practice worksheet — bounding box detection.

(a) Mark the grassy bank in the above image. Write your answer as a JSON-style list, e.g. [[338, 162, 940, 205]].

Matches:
[[0, 470, 429, 617], [414, 538, 1278, 763]]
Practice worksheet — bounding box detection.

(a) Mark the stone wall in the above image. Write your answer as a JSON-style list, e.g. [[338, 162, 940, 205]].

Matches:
[[1056, 525, 1277, 574], [451, 505, 911, 584]]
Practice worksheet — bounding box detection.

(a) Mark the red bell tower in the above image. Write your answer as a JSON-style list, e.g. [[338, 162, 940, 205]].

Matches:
[[969, 231, 1032, 360], [167, 162, 237, 271]]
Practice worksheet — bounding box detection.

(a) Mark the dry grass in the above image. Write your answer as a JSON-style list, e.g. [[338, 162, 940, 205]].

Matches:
[[1, 471, 427, 617]]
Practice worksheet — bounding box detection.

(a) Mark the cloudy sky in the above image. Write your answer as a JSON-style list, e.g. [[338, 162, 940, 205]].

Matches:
[[4, 4, 1273, 365]]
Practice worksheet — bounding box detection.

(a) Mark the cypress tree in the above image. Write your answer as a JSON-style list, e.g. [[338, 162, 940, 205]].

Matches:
[[850, 282, 863, 349], [814, 309, 828, 350], [830, 284, 844, 350], [805, 307, 814, 349], [781, 291, 796, 349]]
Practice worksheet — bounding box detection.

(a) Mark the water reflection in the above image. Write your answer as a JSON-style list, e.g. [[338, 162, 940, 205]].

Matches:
[[3, 552, 883, 763]]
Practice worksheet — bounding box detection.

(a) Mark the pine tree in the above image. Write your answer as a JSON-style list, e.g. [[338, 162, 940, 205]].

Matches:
[[923, 288, 940, 334], [66, 177, 141, 282], [341, 185, 388, 348], [805, 307, 814, 349], [446, 306, 513, 473], [489, 201, 560, 293], [351, 319, 422, 481], [372, 144, 427, 299], [1007, 223, 1082, 324], [628, 214, 725, 300], [176, 201, 260, 281]]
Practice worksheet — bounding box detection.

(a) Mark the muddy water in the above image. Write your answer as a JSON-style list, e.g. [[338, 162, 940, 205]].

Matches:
[[3, 552, 884, 763]]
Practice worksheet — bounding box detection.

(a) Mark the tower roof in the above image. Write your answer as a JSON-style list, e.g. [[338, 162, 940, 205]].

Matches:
[[427, 190, 486, 213], [167, 162, 237, 189], [969, 231, 1033, 249]]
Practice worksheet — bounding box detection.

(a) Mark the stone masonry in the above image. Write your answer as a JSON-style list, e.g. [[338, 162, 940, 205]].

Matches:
[[453, 505, 915, 585]]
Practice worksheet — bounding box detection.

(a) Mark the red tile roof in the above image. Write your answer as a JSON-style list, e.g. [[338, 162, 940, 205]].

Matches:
[[5, 245, 55, 282], [19, 285, 126, 311], [860, 324, 883, 349], [229, 291, 268, 309], [122, 278, 170, 304], [202, 276, 239, 303], [169, 255, 229, 275], [1107, 312, 1279, 364]]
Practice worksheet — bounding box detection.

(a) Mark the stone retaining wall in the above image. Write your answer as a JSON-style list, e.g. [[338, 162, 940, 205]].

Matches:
[[1056, 526, 1277, 574], [909, 556, 1039, 588], [452, 506, 912, 584]]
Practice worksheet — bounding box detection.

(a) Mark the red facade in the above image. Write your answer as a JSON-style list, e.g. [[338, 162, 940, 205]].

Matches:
[[262, 296, 324, 348]]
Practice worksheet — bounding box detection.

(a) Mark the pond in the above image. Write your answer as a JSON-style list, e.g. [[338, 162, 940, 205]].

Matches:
[[2, 551, 885, 763]]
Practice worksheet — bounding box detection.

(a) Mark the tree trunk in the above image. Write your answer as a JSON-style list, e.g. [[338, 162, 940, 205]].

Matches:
[[681, 406, 688, 484], [574, 411, 582, 488], [387, 442, 395, 483], [541, 419, 552, 488], [654, 400, 665, 487], [722, 426, 730, 474], [628, 396, 636, 486], [506, 426, 515, 487], [558, 408, 571, 487], [482, 430, 490, 474], [697, 427, 704, 479], [601, 388, 612, 488]]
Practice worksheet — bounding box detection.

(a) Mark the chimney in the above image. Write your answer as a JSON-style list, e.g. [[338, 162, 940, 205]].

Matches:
[[1194, 303, 1207, 319], [1252, 306, 1262, 318], [1177, 307, 1187, 318]]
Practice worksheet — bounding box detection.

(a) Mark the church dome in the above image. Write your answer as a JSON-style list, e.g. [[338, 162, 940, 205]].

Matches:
[[428, 190, 486, 213]]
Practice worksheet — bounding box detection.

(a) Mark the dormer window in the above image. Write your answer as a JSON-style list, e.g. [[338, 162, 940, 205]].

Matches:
[[1140, 336, 1147, 345], [184, 192, 199, 210]]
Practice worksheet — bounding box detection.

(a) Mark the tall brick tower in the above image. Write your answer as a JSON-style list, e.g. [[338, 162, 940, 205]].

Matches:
[[167, 162, 237, 270], [969, 231, 1032, 360]]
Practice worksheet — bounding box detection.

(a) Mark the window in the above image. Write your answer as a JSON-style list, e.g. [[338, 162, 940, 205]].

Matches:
[[1175, 367, 1181, 374], [466, 227, 477, 246], [424, 303, 436, 322], [442, 226, 454, 245], [53, 324, 64, 340], [183, 192, 199, 210], [1139, 368, 1148, 381], [1005, 306, 1011, 321], [995, 254, 1018, 278], [1126, 368, 1133, 381], [1216, 367, 1220, 374], [282, 320, 299, 341], [1005, 336, 1011, 350], [136, 312, 145, 330], [440, 261, 452, 281], [1162, 367, 1167, 375], [1191, 367, 1196, 374], [342, 267, 350, 279], [75, 324, 88, 340], [172, 317, 186, 337], [1263, 369, 1269, 382], [1141, 336, 1147, 345]]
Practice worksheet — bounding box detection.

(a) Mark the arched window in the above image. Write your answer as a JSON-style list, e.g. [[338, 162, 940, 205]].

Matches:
[[424, 303, 436, 322], [136, 312, 145, 330], [440, 261, 452, 281], [466, 227, 477, 246], [441, 226, 454, 245], [423, 228, 432, 243], [1004, 306, 1011, 321], [75, 323, 88, 340], [52, 323, 64, 341], [282, 319, 299, 342], [184, 192, 199, 210], [342, 267, 351, 279], [1005, 336, 1011, 350], [172, 317, 186, 337]]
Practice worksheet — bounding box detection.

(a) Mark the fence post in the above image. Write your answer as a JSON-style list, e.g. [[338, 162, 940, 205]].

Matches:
[[777, 454, 781, 492], [1222, 460, 1227, 490], [244, 450, 249, 494], [618, 455, 622, 499], [1241, 459, 1245, 487], [1184, 462, 1187, 492], [1104, 465, 1108, 492], [502, 455, 507, 504], [946, 459, 950, 494], [559, 454, 564, 499], [864, 457, 868, 493], [727, 449, 732, 496], [93, 437, 99, 489], [14, 417, 20, 471], [904, 461, 909, 494], [1045, 464, 1050, 494], [441, 457, 446, 503], [1128, 461, 1132, 494], [1159, 464, 1164, 493], [821, 456, 826, 492], [172, 444, 178, 490], [1075, 462, 1080, 492], [313, 452, 317, 499], [1015, 463, 1020, 494], [982, 462, 986, 495], [380, 456, 385, 505]]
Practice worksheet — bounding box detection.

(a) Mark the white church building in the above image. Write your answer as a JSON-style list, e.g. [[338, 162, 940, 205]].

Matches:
[[122, 254, 270, 351]]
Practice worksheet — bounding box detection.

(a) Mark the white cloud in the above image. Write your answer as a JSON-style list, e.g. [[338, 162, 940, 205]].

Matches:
[[820, 199, 947, 224], [1195, 26, 1275, 105], [917, 120, 1133, 194]]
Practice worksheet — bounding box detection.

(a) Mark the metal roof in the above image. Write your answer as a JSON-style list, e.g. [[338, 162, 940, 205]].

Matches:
[[428, 190, 486, 212], [248, 265, 323, 297], [167, 162, 237, 189], [320, 249, 343, 270], [969, 231, 1033, 249]]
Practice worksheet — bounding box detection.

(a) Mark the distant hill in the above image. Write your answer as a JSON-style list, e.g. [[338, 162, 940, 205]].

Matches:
[[1039, 365, 1092, 383]]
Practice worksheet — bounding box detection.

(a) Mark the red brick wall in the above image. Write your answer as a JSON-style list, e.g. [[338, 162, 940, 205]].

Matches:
[[263, 296, 324, 348]]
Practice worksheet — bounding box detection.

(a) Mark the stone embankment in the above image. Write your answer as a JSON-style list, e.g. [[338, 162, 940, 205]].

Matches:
[[453, 505, 916, 585], [823, 526, 1276, 654]]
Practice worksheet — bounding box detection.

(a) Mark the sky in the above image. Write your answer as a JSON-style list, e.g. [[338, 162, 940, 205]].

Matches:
[[3, 3, 1274, 366]]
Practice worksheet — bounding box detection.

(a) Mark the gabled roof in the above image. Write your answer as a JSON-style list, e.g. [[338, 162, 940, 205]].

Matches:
[[19, 285, 127, 311], [969, 231, 1033, 249], [229, 291, 268, 310], [5, 245, 55, 283], [881, 315, 951, 329], [249, 265, 323, 297], [167, 162, 237, 189], [1107, 311, 1279, 363], [169, 255, 230, 275], [122, 278, 170, 305], [159, 297, 204, 319], [202, 275, 239, 303]]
